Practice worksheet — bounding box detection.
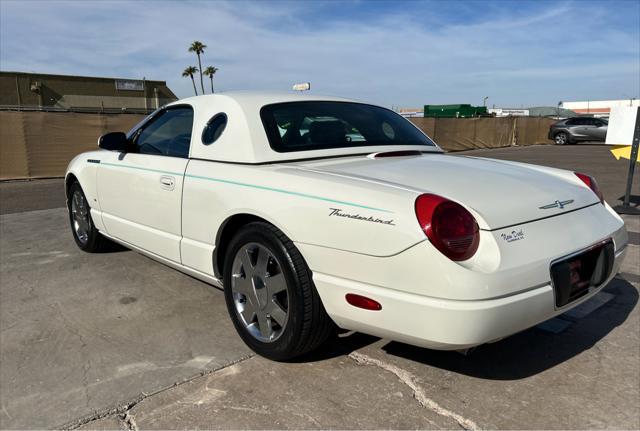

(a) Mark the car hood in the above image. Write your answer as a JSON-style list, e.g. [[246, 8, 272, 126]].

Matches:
[[293, 153, 600, 230]]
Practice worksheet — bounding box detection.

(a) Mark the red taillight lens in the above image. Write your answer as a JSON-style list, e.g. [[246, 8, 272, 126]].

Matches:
[[575, 172, 604, 203], [415, 194, 480, 261], [345, 294, 382, 311]]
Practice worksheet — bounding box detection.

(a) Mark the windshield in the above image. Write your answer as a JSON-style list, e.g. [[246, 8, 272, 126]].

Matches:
[[260, 101, 436, 152]]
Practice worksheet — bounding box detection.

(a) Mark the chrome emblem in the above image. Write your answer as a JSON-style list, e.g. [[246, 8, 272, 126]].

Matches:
[[539, 199, 574, 210]]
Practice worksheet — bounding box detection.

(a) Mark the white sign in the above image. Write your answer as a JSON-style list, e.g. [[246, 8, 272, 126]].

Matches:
[[605, 106, 639, 146], [488, 108, 529, 117], [115, 79, 144, 91], [292, 82, 311, 91]]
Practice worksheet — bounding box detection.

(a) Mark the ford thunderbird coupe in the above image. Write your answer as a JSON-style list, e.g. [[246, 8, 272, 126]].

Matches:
[[66, 92, 628, 360]]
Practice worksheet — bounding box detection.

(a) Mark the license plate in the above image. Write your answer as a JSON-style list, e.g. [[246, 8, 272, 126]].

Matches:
[[550, 240, 615, 308]]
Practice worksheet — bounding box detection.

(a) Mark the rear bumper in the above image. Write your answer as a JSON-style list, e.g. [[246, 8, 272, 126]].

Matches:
[[301, 203, 628, 350], [312, 245, 627, 350]]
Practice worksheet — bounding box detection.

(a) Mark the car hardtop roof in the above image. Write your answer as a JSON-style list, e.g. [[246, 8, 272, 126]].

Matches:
[[169, 91, 362, 112], [163, 91, 440, 164]]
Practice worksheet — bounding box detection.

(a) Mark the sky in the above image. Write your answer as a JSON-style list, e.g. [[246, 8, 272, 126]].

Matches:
[[1, 0, 638, 108]]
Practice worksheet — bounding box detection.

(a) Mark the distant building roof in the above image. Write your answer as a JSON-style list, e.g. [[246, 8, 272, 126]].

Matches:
[[0, 71, 177, 113], [527, 106, 577, 117]]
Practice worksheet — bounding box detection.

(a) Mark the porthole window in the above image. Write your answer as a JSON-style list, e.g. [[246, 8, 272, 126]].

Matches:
[[202, 113, 228, 145]]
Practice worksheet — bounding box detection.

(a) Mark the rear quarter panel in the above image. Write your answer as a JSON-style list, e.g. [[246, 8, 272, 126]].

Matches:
[[180, 159, 424, 275]]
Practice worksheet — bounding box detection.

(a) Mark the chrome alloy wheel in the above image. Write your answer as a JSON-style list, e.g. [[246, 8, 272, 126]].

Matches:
[[71, 190, 90, 245], [231, 242, 289, 342], [555, 133, 567, 145]]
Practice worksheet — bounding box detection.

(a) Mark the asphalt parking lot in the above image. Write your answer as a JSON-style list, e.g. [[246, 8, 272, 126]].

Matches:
[[1, 144, 638, 429]]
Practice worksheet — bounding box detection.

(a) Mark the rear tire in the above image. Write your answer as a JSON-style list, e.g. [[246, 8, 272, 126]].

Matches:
[[67, 182, 112, 252], [223, 222, 335, 361]]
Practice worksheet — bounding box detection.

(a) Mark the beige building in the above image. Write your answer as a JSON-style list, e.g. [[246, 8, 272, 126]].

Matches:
[[0, 71, 177, 113], [561, 99, 639, 118]]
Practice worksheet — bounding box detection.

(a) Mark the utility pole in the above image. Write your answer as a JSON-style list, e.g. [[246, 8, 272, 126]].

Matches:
[[142, 77, 148, 112], [15, 75, 21, 108]]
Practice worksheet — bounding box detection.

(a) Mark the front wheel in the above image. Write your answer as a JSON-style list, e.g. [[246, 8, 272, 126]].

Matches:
[[67, 182, 112, 252], [223, 222, 334, 361], [554, 132, 569, 145]]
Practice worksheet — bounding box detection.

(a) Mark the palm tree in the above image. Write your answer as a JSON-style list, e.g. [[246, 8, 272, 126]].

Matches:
[[203, 66, 219, 93], [188, 41, 207, 94], [182, 66, 199, 96]]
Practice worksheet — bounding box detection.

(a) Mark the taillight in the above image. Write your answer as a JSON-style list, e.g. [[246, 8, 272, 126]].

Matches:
[[575, 172, 604, 203], [415, 194, 480, 261]]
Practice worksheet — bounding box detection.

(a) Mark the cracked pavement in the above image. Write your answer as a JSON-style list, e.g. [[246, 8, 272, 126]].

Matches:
[[1, 145, 639, 429]]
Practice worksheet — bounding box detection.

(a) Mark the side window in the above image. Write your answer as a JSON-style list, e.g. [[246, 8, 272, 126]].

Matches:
[[134, 106, 194, 158], [565, 118, 578, 126], [202, 113, 228, 145]]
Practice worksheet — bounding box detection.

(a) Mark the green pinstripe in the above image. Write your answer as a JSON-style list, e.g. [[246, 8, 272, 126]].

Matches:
[[101, 162, 184, 176], [97, 161, 393, 213]]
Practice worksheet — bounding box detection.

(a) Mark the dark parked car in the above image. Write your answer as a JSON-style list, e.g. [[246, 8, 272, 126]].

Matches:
[[548, 117, 608, 145]]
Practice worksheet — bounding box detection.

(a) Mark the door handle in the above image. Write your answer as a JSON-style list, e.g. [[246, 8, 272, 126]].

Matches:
[[160, 175, 175, 190]]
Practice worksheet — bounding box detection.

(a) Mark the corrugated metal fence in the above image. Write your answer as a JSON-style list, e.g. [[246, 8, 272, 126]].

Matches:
[[409, 117, 556, 151], [0, 111, 146, 179], [0, 112, 557, 180]]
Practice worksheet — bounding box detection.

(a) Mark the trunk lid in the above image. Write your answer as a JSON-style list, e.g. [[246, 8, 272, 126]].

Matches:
[[294, 153, 600, 230]]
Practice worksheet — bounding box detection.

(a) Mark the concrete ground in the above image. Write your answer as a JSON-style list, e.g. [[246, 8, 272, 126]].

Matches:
[[0, 178, 65, 215], [0, 144, 638, 430]]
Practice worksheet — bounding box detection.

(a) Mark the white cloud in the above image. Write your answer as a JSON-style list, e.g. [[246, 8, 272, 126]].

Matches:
[[1, 0, 638, 107]]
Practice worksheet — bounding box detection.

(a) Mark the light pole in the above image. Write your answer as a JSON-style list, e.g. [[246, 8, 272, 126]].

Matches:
[[557, 101, 562, 119], [483, 96, 489, 107], [622, 94, 636, 107]]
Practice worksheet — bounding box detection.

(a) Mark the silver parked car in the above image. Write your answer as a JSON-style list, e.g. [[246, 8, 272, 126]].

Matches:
[[548, 117, 608, 145]]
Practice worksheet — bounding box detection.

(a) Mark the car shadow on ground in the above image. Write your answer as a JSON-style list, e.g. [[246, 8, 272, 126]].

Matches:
[[96, 240, 129, 253], [297, 277, 637, 377], [380, 278, 638, 380], [616, 194, 640, 206], [292, 331, 382, 363]]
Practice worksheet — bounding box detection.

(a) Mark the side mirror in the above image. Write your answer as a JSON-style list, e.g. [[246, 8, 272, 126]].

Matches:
[[98, 132, 129, 152]]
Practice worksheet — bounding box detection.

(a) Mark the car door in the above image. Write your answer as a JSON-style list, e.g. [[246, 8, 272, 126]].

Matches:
[[579, 118, 599, 140], [590, 119, 608, 140], [571, 117, 590, 139], [96, 105, 194, 262]]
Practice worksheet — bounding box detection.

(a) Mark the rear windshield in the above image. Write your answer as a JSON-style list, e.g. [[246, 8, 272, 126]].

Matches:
[[260, 101, 436, 153]]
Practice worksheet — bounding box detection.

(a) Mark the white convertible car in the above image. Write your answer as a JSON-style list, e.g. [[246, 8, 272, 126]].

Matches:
[[66, 92, 628, 360]]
